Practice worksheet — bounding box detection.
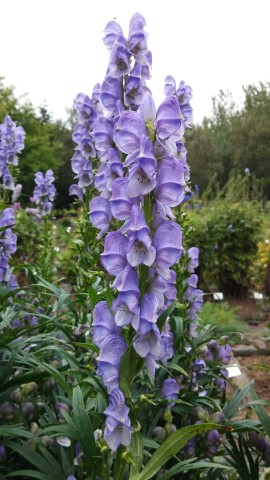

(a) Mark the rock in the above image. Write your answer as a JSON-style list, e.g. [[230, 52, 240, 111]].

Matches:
[[233, 345, 258, 356]]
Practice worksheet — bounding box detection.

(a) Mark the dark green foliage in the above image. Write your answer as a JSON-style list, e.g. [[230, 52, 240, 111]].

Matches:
[[187, 82, 270, 199], [188, 193, 262, 297], [0, 78, 74, 209]]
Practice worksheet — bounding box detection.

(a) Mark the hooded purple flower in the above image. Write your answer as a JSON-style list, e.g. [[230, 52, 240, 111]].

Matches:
[[161, 378, 180, 404], [107, 34, 132, 79], [104, 388, 133, 451], [92, 301, 121, 348], [114, 110, 146, 154], [187, 247, 199, 273], [156, 157, 185, 207], [152, 221, 182, 270], [32, 170, 56, 216], [90, 196, 112, 236], [100, 77, 122, 113], [110, 177, 134, 220], [124, 135, 157, 197], [101, 231, 128, 276]]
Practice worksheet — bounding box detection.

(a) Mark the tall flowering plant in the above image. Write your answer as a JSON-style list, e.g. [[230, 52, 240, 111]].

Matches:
[[0, 115, 25, 291], [66, 13, 234, 478]]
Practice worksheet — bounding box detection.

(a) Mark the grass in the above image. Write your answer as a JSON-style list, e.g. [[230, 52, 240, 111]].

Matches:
[[198, 300, 247, 344]]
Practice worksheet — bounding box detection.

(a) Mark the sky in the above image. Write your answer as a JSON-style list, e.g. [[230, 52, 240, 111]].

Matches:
[[1, 0, 270, 124]]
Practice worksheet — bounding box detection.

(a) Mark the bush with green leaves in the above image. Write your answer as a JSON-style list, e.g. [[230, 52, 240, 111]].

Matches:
[[188, 198, 262, 297]]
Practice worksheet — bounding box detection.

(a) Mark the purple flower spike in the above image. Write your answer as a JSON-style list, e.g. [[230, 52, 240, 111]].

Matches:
[[152, 221, 182, 269], [92, 301, 121, 347], [101, 232, 128, 276]]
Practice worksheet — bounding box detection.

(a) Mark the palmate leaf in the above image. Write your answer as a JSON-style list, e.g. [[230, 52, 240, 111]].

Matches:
[[129, 423, 225, 480]]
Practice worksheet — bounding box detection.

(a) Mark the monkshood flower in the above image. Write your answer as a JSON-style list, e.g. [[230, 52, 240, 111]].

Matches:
[[32, 170, 56, 215], [161, 378, 180, 406], [184, 274, 203, 323], [164, 76, 193, 125], [0, 208, 17, 288], [104, 388, 133, 451], [69, 90, 99, 199], [0, 116, 25, 192]]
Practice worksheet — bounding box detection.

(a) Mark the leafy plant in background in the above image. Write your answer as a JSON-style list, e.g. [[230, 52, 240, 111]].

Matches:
[[1, 12, 270, 480], [198, 301, 246, 344], [187, 175, 262, 296]]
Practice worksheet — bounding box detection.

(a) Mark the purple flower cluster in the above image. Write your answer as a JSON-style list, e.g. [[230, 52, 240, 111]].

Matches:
[[75, 13, 202, 452], [0, 115, 25, 191], [31, 170, 56, 215], [0, 208, 17, 289]]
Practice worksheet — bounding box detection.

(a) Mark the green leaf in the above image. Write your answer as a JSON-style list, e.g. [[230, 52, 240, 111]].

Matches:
[[130, 431, 144, 477], [157, 301, 176, 331], [71, 385, 98, 469], [250, 384, 270, 437], [129, 423, 224, 480], [223, 382, 252, 419], [6, 470, 50, 480], [3, 441, 66, 480], [87, 284, 100, 310], [119, 345, 144, 406], [157, 460, 232, 480]]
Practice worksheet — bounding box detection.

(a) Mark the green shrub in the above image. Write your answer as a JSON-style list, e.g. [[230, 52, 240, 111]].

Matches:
[[198, 301, 246, 343], [188, 200, 262, 297]]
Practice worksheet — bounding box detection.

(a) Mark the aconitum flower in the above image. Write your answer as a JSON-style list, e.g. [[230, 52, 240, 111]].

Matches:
[[161, 378, 180, 405], [0, 115, 25, 190], [104, 388, 133, 451], [0, 208, 17, 288], [32, 170, 56, 215]]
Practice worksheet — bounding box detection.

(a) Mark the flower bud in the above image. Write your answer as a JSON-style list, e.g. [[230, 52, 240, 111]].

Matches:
[[10, 388, 22, 404], [21, 382, 38, 395], [30, 422, 39, 434], [0, 445, 7, 463], [0, 402, 15, 420], [41, 435, 54, 447], [21, 402, 35, 416], [152, 426, 166, 441]]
